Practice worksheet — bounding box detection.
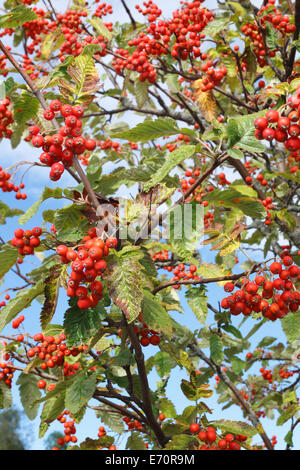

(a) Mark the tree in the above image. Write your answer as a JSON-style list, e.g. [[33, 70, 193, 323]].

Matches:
[[0, 408, 30, 450], [0, 0, 299, 452]]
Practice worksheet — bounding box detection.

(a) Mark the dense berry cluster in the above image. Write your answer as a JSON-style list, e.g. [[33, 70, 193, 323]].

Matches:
[[0, 360, 15, 388], [57, 229, 117, 309], [254, 86, 300, 176], [113, 1, 214, 83], [11, 227, 42, 257], [27, 100, 97, 181], [189, 423, 245, 450], [0, 97, 13, 139], [241, 0, 295, 67], [26, 332, 84, 376], [221, 255, 300, 320]]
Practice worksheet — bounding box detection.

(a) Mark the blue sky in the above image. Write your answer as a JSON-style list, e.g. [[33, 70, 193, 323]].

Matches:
[[0, 0, 298, 451]]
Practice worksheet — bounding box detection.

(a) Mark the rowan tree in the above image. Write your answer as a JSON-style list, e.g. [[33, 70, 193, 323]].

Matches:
[[0, 0, 300, 451]]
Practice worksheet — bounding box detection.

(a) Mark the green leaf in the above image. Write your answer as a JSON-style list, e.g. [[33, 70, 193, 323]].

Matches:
[[40, 393, 65, 425], [0, 201, 23, 225], [96, 406, 125, 434], [202, 17, 231, 38], [204, 188, 265, 219], [222, 324, 243, 339], [14, 92, 39, 126], [185, 286, 208, 324], [154, 351, 176, 378], [102, 247, 143, 322], [63, 299, 107, 347], [17, 373, 41, 420], [53, 204, 89, 240], [231, 356, 245, 375], [126, 432, 146, 450], [159, 398, 176, 418], [227, 148, 244, 159], [88, 18, 113, 40], [0, 243, 18, 280], [165, 434, 194, 450], [277, 404, 300, 426], [115, 118, 182, 142], [210, 334, 224, 364], [65, 372, 97, 417], [141, 290, 173, 338], [265, 21, 281, 51], [281, 312, 300, 343], [0, 5, 37, 28], [144, 145, 195, 191], [213, 419, 258, 437], [0, 280, 44, 332], [0, 381, 12, 409], [79, 436, 114, 450], [40, 265, 66, 330], [227, 112, 265, 153], [135, 79, 149, 108]]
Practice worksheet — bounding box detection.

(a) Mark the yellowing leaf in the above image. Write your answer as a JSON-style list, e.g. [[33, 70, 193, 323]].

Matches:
[[192, 79, 217, 122]]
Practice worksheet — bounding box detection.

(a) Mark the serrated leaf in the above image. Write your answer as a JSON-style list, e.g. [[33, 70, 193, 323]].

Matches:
[[63, 299, 107, 347], [192, 80, 217, 121], [144, 145, 195, 191], [40, 265, 65, 330], [96, 406, 124, 434], [210, 334, 224, 364], [159, 398, 176, 418], [214, 419, 258, 437], [165, 434, 194, 450], [88, 18, 113, 40], [185, 286, 208, 324], [141, 290, 173, 338], [102, 247, 143, 322], [202, 17, 230, 38], [277, 404, 300, 426], [0, 280, 44, 332], [0, 381, 12, 409], [0, 243, 18, 280], [115, 117, 181, 142], [281, 312, 300, 344], [65, 372, 97, 417], [154, 351, 175, 378], [13, 92, 39, 126], [126, 432, 146, 450], [227, 112, 266, 154], [17, 373, 41, 420], [0, 5, 37, 27]]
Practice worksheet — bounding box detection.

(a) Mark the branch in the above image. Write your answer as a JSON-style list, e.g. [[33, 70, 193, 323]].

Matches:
[[190, 343, 274, 450], [152, 265, 259, 295], [120, 0, 137, 29], [286, 0, 300, 78], [124, 317, 169, 447]]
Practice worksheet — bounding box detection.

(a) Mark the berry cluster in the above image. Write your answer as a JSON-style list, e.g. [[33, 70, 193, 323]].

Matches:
[[113, 1, 214, 83], [189, 423, 245, 450], [241, 0, 295, 67], [26, 101, 98, 181], [0, 97, 13, 139], [122, 416, 143, 431], [221, 256, 300, 320], [11, 227, 42, 257], [57, 230, 117, 309], [0, 166, 27, 200], [0, 361, 15, 388], [26, 332, 83, 375], [52, 410, 78, 449]]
